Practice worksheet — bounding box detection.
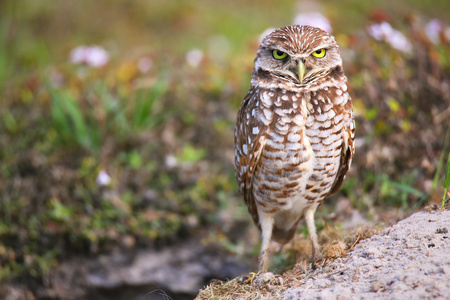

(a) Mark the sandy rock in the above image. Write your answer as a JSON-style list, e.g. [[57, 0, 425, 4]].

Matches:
[[283, 210, 450, 300]]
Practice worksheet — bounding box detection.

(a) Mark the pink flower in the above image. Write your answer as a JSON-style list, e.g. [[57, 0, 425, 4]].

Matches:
[[293, 12, 332, 33], [70, 46, 109, 67], [425, 19, 443, 44], [367, 22, 412, 53]]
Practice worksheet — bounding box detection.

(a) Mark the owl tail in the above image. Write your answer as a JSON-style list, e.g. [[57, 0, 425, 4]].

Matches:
[[271, 218, 301, 244]]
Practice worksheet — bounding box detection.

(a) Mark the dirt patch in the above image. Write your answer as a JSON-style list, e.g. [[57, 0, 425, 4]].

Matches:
[[0, 238, 250, 300], [284, 209, 450, 299], [197, 209, 450, 299]]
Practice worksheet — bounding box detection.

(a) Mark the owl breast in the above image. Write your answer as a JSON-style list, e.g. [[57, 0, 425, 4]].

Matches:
[[252, 83, 350, 225]]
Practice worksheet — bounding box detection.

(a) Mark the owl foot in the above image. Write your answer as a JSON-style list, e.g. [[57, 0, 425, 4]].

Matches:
[[310, 251, 325, 270]]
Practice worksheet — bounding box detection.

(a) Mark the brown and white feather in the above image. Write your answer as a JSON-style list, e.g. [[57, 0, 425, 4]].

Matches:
[[234, 25, 355, 271]]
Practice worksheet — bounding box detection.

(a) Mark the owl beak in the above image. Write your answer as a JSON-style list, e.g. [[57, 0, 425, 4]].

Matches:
[[298, 60, 306, 83]]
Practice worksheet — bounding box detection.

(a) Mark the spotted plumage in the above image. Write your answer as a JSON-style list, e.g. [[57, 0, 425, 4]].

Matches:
[[234, 25, 355, 272]]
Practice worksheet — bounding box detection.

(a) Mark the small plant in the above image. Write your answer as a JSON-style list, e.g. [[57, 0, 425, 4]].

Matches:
[[131, 72, 170, 130], [49, 86, 100, 151], [48, 198, 74, 222], [177, 144, 207, 163], [432, 132, 450, 208], [379, 173, 427, 210], [442, 152, 450, 208]]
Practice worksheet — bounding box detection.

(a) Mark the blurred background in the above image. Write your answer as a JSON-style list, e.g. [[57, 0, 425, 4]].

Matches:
[[1, 0, 449, 299]]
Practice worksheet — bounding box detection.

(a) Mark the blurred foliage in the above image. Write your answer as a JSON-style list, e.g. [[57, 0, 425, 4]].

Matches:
[[443, 155, 450, 205], [0, 0, 449, 293]]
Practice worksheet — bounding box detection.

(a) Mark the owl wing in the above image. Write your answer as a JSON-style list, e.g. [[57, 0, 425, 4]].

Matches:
[[328, 106, 355, 196], [234, 88, 266, 228]]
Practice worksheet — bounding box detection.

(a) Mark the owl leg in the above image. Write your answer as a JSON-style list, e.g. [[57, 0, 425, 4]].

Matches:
[[258, 212, 274, 273], [304, 205, 320, 265]]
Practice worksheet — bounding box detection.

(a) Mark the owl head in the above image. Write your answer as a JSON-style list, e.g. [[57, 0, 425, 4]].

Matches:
[[252, 25, 343, 89]]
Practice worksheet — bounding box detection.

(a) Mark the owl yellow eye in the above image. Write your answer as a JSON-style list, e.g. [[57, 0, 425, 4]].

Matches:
[[312, 49, 326, 58], [272, 50, 288, 60]]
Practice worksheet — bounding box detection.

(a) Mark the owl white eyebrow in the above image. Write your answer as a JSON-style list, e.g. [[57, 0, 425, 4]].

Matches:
[[311, 45, 329, 52], [264, 44, 290, 53]]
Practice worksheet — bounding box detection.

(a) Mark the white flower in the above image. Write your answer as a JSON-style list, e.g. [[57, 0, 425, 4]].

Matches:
[[186, 49, 203, 68], [387, 30, 412, 52], [367, 22, 392, 41], [70, 46, 88, 64], [137, 56, 153, 73], [69, 45, 109, 67], [425, 19, 442, 44], [293, 12, 332, 33], [165, 155, 178, 168], [96, 169, 111, 186], [85, 46, 109, 67], [367, 22, 412, 53]]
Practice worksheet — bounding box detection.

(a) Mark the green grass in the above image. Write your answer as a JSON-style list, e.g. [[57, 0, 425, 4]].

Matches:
[[442, 151, 450, 208]]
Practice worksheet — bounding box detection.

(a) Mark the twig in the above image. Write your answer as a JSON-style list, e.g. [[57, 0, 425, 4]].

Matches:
[[352, 268, 359, 282], [423, 242, 431, 257], [349, 234, 362, 250]]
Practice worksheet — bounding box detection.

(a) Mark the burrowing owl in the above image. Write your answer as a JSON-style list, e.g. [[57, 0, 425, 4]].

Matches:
[[234, 25, 355, 272]]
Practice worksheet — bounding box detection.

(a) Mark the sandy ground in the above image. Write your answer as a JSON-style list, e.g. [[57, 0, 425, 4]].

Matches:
[[283, 209, 450, 300]]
